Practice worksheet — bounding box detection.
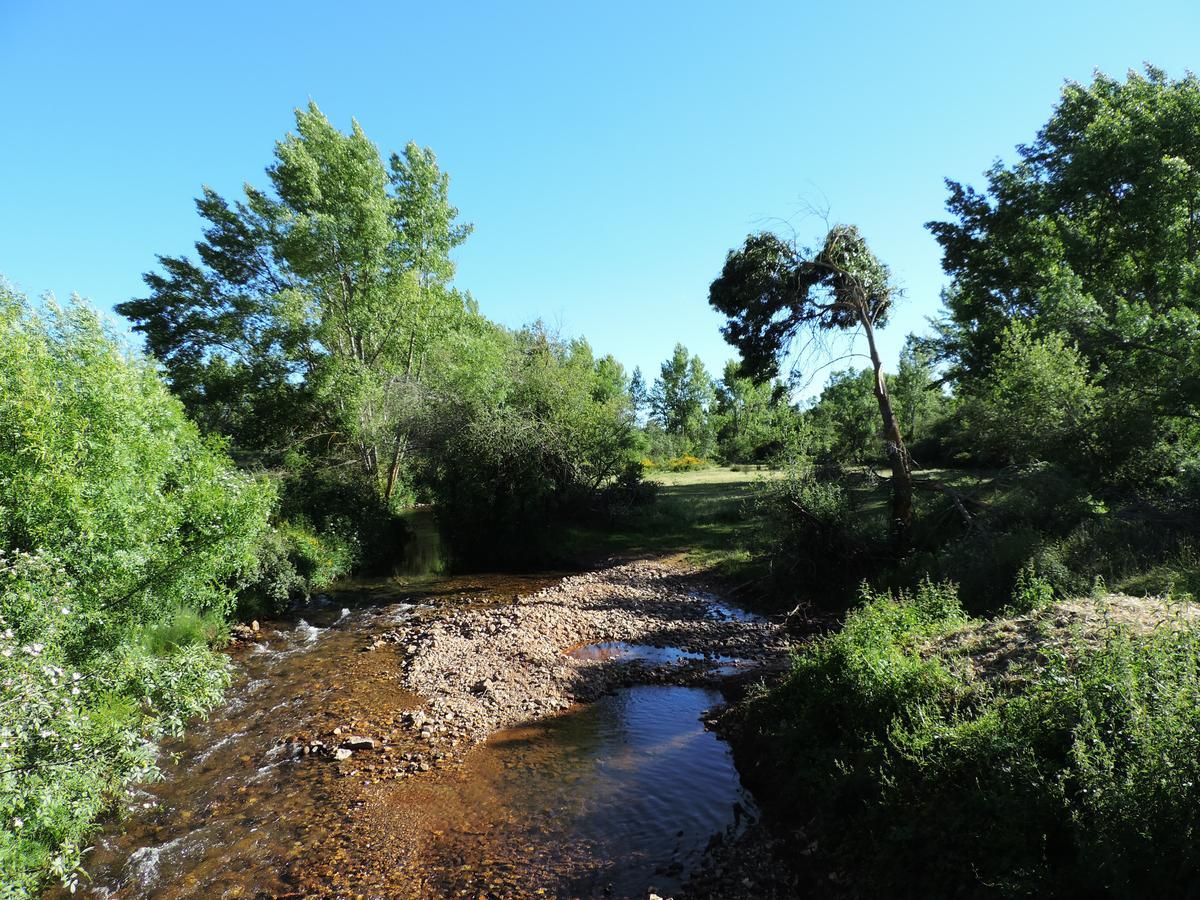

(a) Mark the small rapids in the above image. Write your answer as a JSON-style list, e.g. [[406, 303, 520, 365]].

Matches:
[[51, 569, 763, 898]]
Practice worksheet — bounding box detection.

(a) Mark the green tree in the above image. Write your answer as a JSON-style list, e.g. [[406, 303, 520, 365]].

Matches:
[[592, 353, 629, 405], [650, 344, 716, 457], [433, 326, 638, 562], [890, 337, 948, 448], [118, 103, 473, 502], [808, 368, 879, 463], [714, 360, 801, 463], [710, 225, 914, 546], [927, 66, 1200, 483], [962, 321, 1100, 466], [629, 366, 648, 422]]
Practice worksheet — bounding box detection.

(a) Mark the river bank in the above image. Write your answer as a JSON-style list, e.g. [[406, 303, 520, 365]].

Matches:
[[60, 555, 808, 898], [293, 555, 802, 897]]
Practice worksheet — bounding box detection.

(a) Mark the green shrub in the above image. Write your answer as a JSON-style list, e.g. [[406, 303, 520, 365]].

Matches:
[[138, 606, 229, 655], [0, 287, 272, 895], [600, 460, 659, 514], [959, 321, 1100, 468], [1010, 562, 1056, 612], [756, 464, 882, 603], [743, 579, 1200, 896], [237, 521, 357, 618], [279, 521, 355, 592], [433, 328, 639, 567], [276, 466, 402, 573]]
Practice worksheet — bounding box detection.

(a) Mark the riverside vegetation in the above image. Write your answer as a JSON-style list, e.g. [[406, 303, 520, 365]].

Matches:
[[4, 66, 1200, 897]]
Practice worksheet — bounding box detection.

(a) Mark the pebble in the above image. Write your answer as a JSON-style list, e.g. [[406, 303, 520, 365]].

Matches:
[[361, 559, 787, 770]]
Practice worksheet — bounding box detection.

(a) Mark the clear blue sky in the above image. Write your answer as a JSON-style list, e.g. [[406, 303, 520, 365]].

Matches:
[[3, 0, 1198, 397]]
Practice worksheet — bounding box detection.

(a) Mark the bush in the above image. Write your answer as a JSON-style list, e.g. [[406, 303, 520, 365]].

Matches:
[[742, 579, 1200, 896], [600, 460, 659, 514], [757, 464, 882, 604], [0, 287, 273, 895], [433, 328, 639, 567], [667, 454, 707, 471], [276, 466, 403, 574], [960, 322, 1100, 468], [237, 520, 356, 618]]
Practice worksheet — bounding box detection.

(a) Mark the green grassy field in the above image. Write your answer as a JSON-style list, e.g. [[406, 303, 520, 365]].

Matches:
[[564, 463, 995, 582], [562, 465, 784, 573]]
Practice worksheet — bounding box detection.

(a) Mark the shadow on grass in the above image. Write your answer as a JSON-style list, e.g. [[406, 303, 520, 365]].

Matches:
[[560, 475, 768, 570]]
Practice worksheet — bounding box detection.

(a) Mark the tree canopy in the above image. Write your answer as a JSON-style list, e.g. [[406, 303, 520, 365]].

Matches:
[[118, 103, 473, 498], [927, 66, 1200, 483]]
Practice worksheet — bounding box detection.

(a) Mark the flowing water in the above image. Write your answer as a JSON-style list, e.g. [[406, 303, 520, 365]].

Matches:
[[56, 561, 761, 898], [392, 685, 754, 898]]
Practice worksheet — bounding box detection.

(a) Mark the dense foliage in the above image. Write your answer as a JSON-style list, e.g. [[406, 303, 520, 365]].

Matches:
[[0, 286, 273, 894], [927, 65, 1200, 490], [632, 346, 804, 467], [740, 580, 1200, 897], [433, 327, 641, 564], [732, 69, 1200, 617], [117, 105, 643, 570], [733, 67, 1200, 898]]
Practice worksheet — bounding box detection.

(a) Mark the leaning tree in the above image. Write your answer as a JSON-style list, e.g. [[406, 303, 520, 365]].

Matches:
[[709, 225, 914, 548]]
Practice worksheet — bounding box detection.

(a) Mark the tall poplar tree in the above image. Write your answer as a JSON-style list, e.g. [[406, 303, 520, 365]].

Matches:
[[118, 103, 472, 499]]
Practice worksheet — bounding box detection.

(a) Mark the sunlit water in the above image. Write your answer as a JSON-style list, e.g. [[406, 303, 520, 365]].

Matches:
[[410, 685, 756, 897], [52, 563, 759, 898]]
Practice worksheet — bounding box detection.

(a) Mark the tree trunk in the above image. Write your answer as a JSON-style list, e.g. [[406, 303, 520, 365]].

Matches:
[[860, 310, 914, 551], [384, 432, 409, 502]]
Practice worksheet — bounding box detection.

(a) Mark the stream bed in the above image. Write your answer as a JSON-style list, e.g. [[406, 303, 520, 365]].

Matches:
[[55, 568, 764, 898]]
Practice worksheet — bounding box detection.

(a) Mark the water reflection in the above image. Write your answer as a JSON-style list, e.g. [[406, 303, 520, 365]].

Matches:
[[53, 558, 758, 899], [410, 685, 756, 898]]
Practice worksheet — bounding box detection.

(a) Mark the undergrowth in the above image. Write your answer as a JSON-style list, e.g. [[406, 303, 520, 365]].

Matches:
[[742, 579, 1200, 896]]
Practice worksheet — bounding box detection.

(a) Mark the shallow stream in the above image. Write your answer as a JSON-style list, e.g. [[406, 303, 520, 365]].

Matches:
[[56, 566, 761, 898]]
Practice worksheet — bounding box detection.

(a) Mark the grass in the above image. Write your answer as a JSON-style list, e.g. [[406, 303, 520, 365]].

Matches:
[[562, 463, 1007, 607], [581, 462, 1000, 576], [561, 465, 783, 576], [648, 465, 785, 487], [737, 578, 1200, 897]]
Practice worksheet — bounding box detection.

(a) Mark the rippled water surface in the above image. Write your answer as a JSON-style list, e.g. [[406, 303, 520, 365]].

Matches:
[[406, 684, 755, 897], [53, 565, 759, 898]]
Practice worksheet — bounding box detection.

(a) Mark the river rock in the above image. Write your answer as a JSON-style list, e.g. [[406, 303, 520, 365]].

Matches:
[[341, 736, 376, 751], [334, 747, 353, 761], [382, 557, 789, 783]]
